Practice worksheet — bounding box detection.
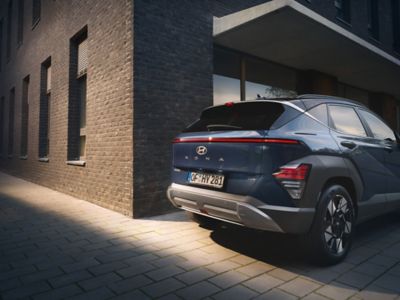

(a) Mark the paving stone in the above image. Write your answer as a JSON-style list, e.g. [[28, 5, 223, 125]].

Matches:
[[151, 255, 187, 268], [368, 255, 398, 268], [316, 282, 357, 300], [141, 278, 185, 298], [87, 261, 128, 276], [68, 286, 115, 300], [116, 261, 156, 279], [213, 284, 258, 300], [388, 263, 400, 277], [356, 284, 399, 300], [206, 260, 240, 273], [255, 288, 298, 300], [32, 284, 83, 300], [0, 278, 22, 293], [112, 290, 151, 300], [237, 261, 275, 277], [2, 281, 51, 300], [48, 270, 93, 288], [175, 268, 216, 285], [229, 255, 256, 266], [108, 275, 153, 294], [208, 270, 249, 289], [60, 258, 100, 274], [279, 277, 321, 297], [302, 293, 330, 300], [176, 281, 220, 300], [146, 265, 184, 281], [20, 267, 64, 284], [373, 274, 400, 293], [353, 262, 388, 277], [78, 272, 122, 291], [303, 269, 340, 284], [242, 273, 284, 293], [268, 268, 298, 281], [337, 271, 375, 289]]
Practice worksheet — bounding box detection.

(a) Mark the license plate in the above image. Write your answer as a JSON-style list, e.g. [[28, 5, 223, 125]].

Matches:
[[188, 172, 224, 189]]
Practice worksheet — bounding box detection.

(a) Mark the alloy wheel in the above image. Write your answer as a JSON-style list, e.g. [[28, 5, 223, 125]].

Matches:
[[323, 194, 354, 255]]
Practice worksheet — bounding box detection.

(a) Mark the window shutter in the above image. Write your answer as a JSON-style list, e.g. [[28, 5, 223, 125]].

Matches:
[[77, 39, 88, 77]]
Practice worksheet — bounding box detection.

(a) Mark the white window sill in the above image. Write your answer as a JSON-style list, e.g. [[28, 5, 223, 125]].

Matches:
[[38, 157, 49, 163], [19, 155, 28, 160], [66, 160, 86, 166]]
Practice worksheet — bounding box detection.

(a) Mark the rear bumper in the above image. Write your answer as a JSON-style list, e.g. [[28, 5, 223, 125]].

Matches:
[[167, 183, 315, 234]]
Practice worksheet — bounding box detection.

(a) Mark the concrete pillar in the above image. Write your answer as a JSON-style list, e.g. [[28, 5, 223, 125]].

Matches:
[[296, 70, 338, 96]]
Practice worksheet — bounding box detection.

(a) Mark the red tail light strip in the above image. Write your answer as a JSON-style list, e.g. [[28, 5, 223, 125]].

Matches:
[[173, 137, 300, 144]]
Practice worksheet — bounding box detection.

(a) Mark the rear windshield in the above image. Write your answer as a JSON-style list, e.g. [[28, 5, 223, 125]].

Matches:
[[184, 102, 300, 132]]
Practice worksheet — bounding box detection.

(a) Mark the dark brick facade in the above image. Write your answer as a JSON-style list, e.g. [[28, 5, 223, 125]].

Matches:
[[0, 0, 399, 217], [0, 0, 134, 216]]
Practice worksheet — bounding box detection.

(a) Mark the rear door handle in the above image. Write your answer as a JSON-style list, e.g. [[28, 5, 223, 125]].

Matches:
[[340, 141, 356, 149]]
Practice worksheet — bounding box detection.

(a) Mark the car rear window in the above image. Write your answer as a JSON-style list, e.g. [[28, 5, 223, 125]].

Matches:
[[184, 102, 301, 132]]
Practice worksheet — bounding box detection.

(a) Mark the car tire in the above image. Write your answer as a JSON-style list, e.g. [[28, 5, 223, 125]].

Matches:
[[188, 212, 221, 229], [305, 184, 356, 265]]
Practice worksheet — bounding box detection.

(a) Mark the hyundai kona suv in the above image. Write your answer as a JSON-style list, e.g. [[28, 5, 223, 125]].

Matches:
[[167, 94, 400, 265]]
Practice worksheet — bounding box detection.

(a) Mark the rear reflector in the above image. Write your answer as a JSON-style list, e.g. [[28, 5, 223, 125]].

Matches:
[[173, 137, 299, 144], [273, 164, 310, 180]]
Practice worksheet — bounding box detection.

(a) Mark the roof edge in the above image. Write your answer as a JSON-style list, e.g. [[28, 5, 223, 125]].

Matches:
[[213, 0, 400, 68]]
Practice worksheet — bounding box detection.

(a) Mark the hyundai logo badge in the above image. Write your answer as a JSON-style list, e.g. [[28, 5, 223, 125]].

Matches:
[[196, 146, 207, 156]]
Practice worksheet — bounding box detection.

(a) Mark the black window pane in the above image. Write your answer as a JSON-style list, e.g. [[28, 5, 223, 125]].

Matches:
[[17, 0, 24, 44], [368, 0, 379, 40], [32, 0, 41, 27], [185, 102, 300, 132], [393, 0, 400, 52]]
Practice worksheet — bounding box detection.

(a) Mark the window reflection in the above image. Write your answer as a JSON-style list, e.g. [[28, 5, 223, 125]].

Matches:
[[213, 75, 240, 105]]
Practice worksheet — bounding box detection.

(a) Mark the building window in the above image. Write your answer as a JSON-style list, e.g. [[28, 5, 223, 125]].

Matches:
[[68, 27, 87, 162], [20, 75, 29, 158], [8, 88, 15, 156], [367, 0, 379, 40], [213, 47, 297, 105], [17, 0, 24, 45], [335, 0, 351, 23], [32, 0, 41, 28], [0, 97, 4, 156], [0, 19, 3, 71], [6, 0, 12, 61], [393, 0, 400, 53], [39, 58, 51, 158]]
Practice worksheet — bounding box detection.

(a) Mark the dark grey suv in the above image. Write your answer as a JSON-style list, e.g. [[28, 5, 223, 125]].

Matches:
[[167, 94, 400, 264]]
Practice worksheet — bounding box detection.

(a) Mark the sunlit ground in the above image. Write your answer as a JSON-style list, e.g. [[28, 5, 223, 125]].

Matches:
[[0, 171, 399, 299]]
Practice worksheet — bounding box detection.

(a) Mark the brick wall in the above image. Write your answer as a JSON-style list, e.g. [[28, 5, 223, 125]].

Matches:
[[0, 0, 134, 216]]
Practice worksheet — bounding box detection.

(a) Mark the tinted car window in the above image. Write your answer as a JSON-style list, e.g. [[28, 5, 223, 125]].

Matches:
[[307, 104, 328, 126], [329, 105, 367, 137], [358, 109, 396, 141], [184, 102, 301, 132]]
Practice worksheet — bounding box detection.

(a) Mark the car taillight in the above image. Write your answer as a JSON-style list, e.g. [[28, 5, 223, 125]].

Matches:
[[273, 164, 310, 200]]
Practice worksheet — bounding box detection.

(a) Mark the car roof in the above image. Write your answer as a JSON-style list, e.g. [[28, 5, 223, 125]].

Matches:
[[289, 94, 366, 110]]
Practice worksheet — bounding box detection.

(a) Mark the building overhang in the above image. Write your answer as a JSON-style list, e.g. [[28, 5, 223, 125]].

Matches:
[[214, 0, 400, 98]]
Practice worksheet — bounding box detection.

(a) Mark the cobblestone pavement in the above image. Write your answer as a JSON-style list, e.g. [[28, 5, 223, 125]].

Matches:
[[0, 172, 400, 300]]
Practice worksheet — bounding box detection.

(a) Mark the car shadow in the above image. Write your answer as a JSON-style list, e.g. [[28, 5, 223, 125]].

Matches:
[[209, 212, 400, 267]]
